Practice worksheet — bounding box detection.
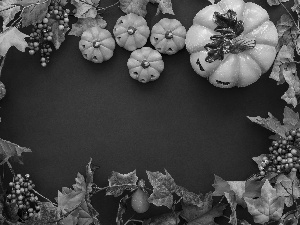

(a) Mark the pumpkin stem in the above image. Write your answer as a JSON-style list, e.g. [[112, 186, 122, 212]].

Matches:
[[165, 30, 173, 39], [141, 59, 150, 69], [93, 41, 101, 48], [204, 9, 256, 63], [127, 26, 137, 35]]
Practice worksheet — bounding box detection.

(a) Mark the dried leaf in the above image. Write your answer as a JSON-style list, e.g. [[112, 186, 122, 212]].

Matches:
[[175, 185, 204, 207], [0, 0, 21, 30], [70, 0, 99, 18], [146, 169, 177, 208], [20, 0, 51, 27], [106, 170, 138, 197], [119, 0, 149, 17], [68, 15, 107, 37], [150, 0, 174, 15], [116, 195, 129, 225], [267, 0, 289, 6], [180, 192, 213, 222], [224, 192, 237, 225], [0, 137, 31, 165], [48, 18, 69, 50]]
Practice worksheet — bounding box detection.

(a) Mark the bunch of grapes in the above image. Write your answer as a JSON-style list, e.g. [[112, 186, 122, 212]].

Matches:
[[27, 0, 70, 67], [258, 128, 300, 175], [5, 174, 41, 221]]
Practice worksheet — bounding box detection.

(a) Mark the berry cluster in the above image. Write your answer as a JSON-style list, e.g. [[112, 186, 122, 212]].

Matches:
[[27, 0, 70, 67], [259, 128, 300, 175], [5, 174, 41, 221]]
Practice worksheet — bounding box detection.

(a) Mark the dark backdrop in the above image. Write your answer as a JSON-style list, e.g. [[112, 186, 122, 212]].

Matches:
[[0, 0, 295, 224]]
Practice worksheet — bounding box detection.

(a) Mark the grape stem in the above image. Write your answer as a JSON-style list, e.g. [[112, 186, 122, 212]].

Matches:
[[32, 188, 58, 206]]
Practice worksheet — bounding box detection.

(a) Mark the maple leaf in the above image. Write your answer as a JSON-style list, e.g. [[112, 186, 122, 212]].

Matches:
[[292, 0, 300, 13], [146, 169, 177, 208], [0, 137, 31, 166], [180, 192, 213, 222], [149, 0, 174, 16], [106, 170, 138, 197], [244, 179, 285, 224], [0, 27, 29, 57], [0, 0, 21, 30], [247, 106, 300, 138], [212, 175, 247, 208], [267, 0, 290, 6], [47, 18, 69, 50], [19, 0, 51, 27], [68, 15, 107, 37], [119, 0, 149, 17], [175, 185, 204, 207], [71, 0, 99, 18]]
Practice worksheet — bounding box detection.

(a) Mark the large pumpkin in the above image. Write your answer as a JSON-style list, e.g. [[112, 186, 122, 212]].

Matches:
[[185, 0, 278, 88], [150, 18, 186, 55], [127, 47, 164, 83], [113, 13, 150, 51], [79, 27, 115, 63]]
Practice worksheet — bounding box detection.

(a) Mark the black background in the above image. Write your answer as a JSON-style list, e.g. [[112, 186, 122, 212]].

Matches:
[[0, 0, 296, 224]]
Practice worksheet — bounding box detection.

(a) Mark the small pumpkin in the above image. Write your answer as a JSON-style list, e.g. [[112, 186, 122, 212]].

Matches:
[[185, 0, 278, 88], [127, 47, 164, 83], [150, 18, 186, 55], [113, 13, 150, 51], [79, 26, 115, 63]]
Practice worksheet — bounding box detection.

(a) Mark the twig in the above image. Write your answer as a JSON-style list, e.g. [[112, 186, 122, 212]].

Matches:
[[47, 201, 83, 223], [280, 2, 300, 30], [124, 219, 143, 225], [32, 189, 58, 206]]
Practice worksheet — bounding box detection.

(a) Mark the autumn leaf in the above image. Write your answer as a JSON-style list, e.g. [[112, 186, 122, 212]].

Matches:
[[150, 0, 174, 16], [175, 185, 204, 207], [183, 203, 227, 225], [0, 27, 29, 57], [23, 202, 59, 225], [146, 169, 177, 208], [224, 192, 237, 225], [68, 15, 107, 37], [207, 0, 215, 4], [180, 192, 213, 222], [211, 175, 247, 208], [244, 179, 285, 224], [106, 170, 138, 197], [0, 0, 21, 30], [267, 0, 290, 6], [247, 106, 300, 137], [0, 137, 31, 166], [119, 0, 149, 17], [47, 18, 69, 50], [146, 212, 180, 225], [71, 0, 99, 18], [19, 0, 51, 27], [116, 195, 129, 225], [275, 171, 300, 207]]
